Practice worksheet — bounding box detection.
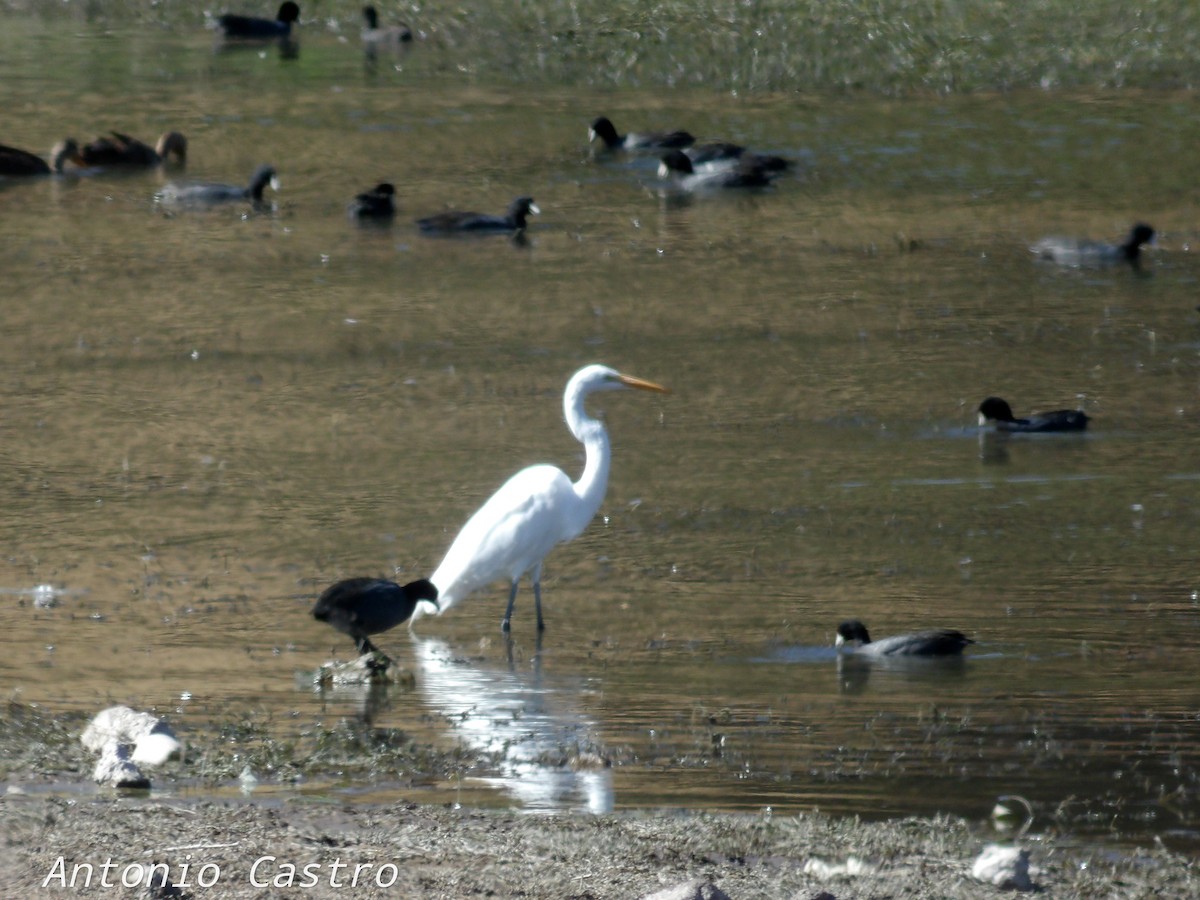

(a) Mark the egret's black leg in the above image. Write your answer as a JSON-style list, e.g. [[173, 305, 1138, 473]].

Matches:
[[501, 579, 519, 632], [533, 578, 545, 632]]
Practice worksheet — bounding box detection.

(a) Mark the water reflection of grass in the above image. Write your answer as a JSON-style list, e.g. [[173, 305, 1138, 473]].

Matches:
[[9, 0, 1200, 93]]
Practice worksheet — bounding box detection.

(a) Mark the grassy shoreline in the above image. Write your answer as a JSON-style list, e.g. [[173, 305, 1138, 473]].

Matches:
[[3, 1, 1200, 94]]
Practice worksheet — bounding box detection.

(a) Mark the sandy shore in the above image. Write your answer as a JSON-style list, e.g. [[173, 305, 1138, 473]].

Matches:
[[2, 794, 1195, 898]]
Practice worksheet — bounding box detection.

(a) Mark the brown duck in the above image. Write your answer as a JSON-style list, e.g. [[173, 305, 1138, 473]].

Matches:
[[78, 131, 187, 168]]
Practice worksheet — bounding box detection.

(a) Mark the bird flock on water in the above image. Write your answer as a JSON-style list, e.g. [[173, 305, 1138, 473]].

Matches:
[[2, 2, 1155, 665]]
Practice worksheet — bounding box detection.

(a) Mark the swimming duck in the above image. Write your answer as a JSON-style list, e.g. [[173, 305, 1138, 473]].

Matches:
[[157, 164, 278, 207], [349, 182, 396, 219], [1032, 223, 1154, 267], [361, 5, 412, 45], [0, 140, 82, 176], [685, 141, 789, 172], [657, 150, 777, 190], [77, 131, 187, 168], [312, 577, 439, 656], [977, 397, 1089, 433], [589, 116, 694, 152], [836, 620, 974, 657], [417, 196, 539, 234], [218, 1, 300, 39]]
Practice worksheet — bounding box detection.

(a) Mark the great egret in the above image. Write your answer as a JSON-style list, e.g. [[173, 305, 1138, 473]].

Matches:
[[420, 364, 668, 632], [1031, 223, 1154, 267], [835, 620, 974, 657], [977, 397, 1089, 433], [312, 577, 438, 655]]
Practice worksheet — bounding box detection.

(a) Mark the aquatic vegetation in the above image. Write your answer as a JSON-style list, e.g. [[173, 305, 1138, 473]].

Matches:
[[7, 1, 1200, 93]]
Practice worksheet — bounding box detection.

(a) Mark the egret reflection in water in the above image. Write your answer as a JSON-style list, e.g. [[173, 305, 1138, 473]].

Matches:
[[413, 637, 613, 814]]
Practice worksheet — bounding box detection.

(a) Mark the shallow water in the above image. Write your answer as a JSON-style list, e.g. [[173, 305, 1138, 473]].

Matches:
[[3, 17, 1200, 849]]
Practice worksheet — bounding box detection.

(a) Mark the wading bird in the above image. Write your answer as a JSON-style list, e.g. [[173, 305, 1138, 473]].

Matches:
[[312, 577, 438, 655], [836, 620, 974, 657], [421, 364, 668, 632]]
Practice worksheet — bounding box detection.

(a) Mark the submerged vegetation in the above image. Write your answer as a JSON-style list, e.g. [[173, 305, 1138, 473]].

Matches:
[[6, 0, 1200, 94]]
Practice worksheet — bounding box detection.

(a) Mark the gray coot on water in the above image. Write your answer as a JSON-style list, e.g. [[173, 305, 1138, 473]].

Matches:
[[158, 164, 278, 208], [1032, 223, 1154, 267], [417, 196, 539, 234], [835, 620, 974, 657], [589, 116, 694, 152], [977, 397, 1089, 433]]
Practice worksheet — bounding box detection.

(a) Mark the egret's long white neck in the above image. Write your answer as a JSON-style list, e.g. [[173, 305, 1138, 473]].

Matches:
[[564, 381, 612, 523]]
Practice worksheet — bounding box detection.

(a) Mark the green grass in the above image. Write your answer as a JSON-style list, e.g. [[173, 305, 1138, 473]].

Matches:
[[6, 0, 1200, 93]]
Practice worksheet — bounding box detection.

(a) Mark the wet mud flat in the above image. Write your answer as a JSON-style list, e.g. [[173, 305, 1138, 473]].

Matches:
[[0, 703, 1197, 898], [1, 795, 1195, 898]]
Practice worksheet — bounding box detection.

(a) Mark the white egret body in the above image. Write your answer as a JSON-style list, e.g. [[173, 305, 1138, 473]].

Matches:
[[423, 364, 667, 631]]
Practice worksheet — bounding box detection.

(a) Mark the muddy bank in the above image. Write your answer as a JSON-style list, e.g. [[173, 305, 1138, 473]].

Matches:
[[1, 795, 1195, 899], [0, 702, 1197, 897]]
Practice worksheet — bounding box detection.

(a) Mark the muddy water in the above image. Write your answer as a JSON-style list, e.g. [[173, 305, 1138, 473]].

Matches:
[[3, 20, 1200, 846]]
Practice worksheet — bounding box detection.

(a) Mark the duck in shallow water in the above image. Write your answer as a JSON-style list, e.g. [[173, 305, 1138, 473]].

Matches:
[[1032, 223, 1154, 267], [588, 116, 694, 152], [416, 196, 539, 234], [217, 1, 300, 38], [361, 5, 412, 46], [657, 150, 778, 190], [977, 396, 1089, 433], [349, 182, 396, 219], [157, 164, 278, 208], [312, 577, 438, 656], [836, 620, 974, 657], [684, 141, 789, 172], [0, 140, 81, 176], [76, 131, 187, 168]]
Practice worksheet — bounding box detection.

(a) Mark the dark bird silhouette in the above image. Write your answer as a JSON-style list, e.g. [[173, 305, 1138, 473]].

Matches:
[[218, 1, 300, 39], [657, 150, 778, 190], [977, 397, 1089, 433], [78, 131, 187, 168], [588, 116, 694, 152], [313, 577, 439, 655], [349, 182, 396, 219], [417, 196, 539, 234], [836, 620, 974, 657], [0, 140, 80, 176]]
